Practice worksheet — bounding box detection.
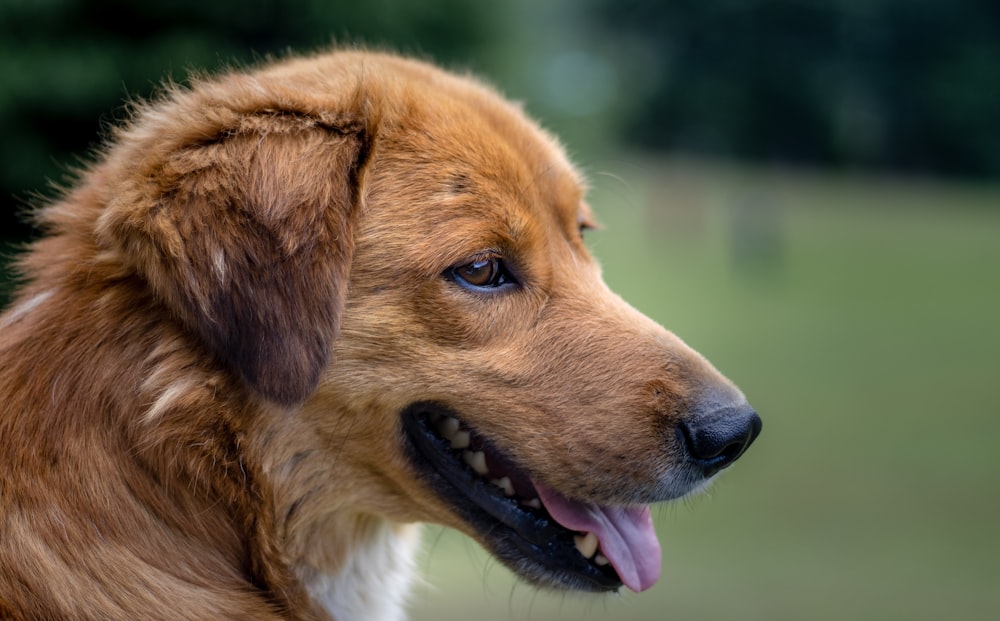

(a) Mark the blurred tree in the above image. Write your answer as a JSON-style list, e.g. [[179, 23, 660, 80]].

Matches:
[[3, 0, 998, 245], [0, 0, 503, 239], [591, 0, 1000, 180]]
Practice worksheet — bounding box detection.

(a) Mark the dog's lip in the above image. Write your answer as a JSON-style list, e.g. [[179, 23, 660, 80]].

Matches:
[[401, 402, 623, 592]]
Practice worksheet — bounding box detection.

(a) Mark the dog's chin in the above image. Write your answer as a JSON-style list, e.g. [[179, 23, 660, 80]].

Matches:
[[402, 401, 637, 593]]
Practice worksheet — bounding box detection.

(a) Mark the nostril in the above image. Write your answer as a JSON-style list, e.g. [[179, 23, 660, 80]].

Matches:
[[678, 404, 762, 475], [677, 423, 742, 466]]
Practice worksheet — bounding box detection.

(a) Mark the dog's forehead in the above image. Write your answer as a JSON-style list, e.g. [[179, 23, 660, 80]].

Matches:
[[364, 81, 590, 269], [394, 91, 591, 232], [366, 161, 586, 276]]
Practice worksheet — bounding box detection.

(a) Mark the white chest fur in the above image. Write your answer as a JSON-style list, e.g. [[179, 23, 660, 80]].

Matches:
[[305, 521, 422, 621]]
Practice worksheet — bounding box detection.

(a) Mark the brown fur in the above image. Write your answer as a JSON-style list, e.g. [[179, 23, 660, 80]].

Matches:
[[0, 51, 756, 620]]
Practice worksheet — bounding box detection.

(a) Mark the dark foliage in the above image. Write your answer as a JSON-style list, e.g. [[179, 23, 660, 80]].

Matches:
[[594, 0, 1000, 179], [0, 0, 498, 239]]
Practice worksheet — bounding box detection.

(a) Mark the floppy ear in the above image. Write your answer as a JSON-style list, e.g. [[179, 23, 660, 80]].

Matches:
[[99, 112, 369, 405]]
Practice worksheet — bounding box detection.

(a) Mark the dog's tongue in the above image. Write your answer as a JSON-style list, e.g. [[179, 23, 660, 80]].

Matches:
[[534, 483, 661, 592]]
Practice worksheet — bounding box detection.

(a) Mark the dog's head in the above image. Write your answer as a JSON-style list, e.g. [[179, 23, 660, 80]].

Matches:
[[96, 51, 760, 595]]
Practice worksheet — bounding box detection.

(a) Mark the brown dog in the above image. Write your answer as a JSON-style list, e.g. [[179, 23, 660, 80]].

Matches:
[[0, 50, 760, 620]]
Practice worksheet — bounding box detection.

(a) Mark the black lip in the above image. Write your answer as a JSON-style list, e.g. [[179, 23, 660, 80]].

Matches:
[[401, 401, 621, 592]]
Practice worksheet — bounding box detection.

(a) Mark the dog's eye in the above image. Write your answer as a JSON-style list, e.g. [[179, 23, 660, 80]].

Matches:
[[450, 257, 513, 290]]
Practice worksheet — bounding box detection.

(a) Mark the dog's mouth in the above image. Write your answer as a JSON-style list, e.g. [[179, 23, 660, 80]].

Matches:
[[401, 402, 661, 593]]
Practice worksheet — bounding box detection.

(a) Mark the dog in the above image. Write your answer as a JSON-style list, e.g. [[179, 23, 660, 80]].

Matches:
[[0, 50, 761, 620]]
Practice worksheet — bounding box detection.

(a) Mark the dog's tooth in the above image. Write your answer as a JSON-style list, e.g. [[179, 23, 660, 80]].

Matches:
[[437, 416, 460, 438], [490, 476, 514, 496], [521, 497, 541, 510], [449, 430, 470, 449], [594, 554, 609, 566], [574, 532, 599, 559], [463, 450, 488, 475]]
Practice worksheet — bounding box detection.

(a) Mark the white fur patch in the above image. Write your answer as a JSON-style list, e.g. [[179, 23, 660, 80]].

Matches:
[[212, 247, 227, 283], [143, 378, 198, 424], [307, 522, 421, 621], [0, 290, 54, 330]]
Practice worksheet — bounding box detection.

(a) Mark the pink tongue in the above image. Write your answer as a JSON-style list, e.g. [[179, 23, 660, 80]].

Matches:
[[534, 483, 661, 592]]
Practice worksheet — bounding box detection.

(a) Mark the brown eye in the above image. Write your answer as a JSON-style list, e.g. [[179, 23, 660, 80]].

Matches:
[[450, 256, 514, 290]]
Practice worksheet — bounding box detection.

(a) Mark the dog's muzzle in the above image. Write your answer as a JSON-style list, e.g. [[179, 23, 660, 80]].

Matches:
[[401, 399, 761, 594]]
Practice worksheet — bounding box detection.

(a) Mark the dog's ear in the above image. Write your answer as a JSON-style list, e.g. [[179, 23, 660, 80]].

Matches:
[[98, 111, 370, 405]]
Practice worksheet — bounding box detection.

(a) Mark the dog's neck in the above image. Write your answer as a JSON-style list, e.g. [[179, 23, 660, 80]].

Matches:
[[298, 517, 421, 621], [251, 399, 424, 620], [1, 277, 420, 620]]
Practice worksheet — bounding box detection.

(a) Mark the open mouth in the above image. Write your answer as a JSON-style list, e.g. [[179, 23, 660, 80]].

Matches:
[[401, 402, 661, 593]]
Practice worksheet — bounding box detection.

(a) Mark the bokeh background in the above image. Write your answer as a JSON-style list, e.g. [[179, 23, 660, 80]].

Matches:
[[2, 1, 998, 619]]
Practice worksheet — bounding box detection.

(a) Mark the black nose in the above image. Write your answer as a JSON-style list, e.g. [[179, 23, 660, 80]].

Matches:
[[677, 403, 762, 476]]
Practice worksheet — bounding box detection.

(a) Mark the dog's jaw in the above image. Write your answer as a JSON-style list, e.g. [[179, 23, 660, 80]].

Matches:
[[401, 403, 665, 593]]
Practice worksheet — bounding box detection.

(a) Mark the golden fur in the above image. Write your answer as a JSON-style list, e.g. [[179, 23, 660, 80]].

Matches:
[[0, 51, 759, 620]]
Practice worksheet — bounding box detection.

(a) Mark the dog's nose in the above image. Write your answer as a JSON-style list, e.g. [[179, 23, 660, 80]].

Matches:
[[677, 403, 762, 476]]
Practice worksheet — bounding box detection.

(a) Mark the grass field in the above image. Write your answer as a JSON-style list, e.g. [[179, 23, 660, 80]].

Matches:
[[407, 159, 1000, 621], [1, 159, 997, 620]]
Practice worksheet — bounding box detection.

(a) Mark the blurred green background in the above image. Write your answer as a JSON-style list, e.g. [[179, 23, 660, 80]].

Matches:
[[2, 1, 998, 619]]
